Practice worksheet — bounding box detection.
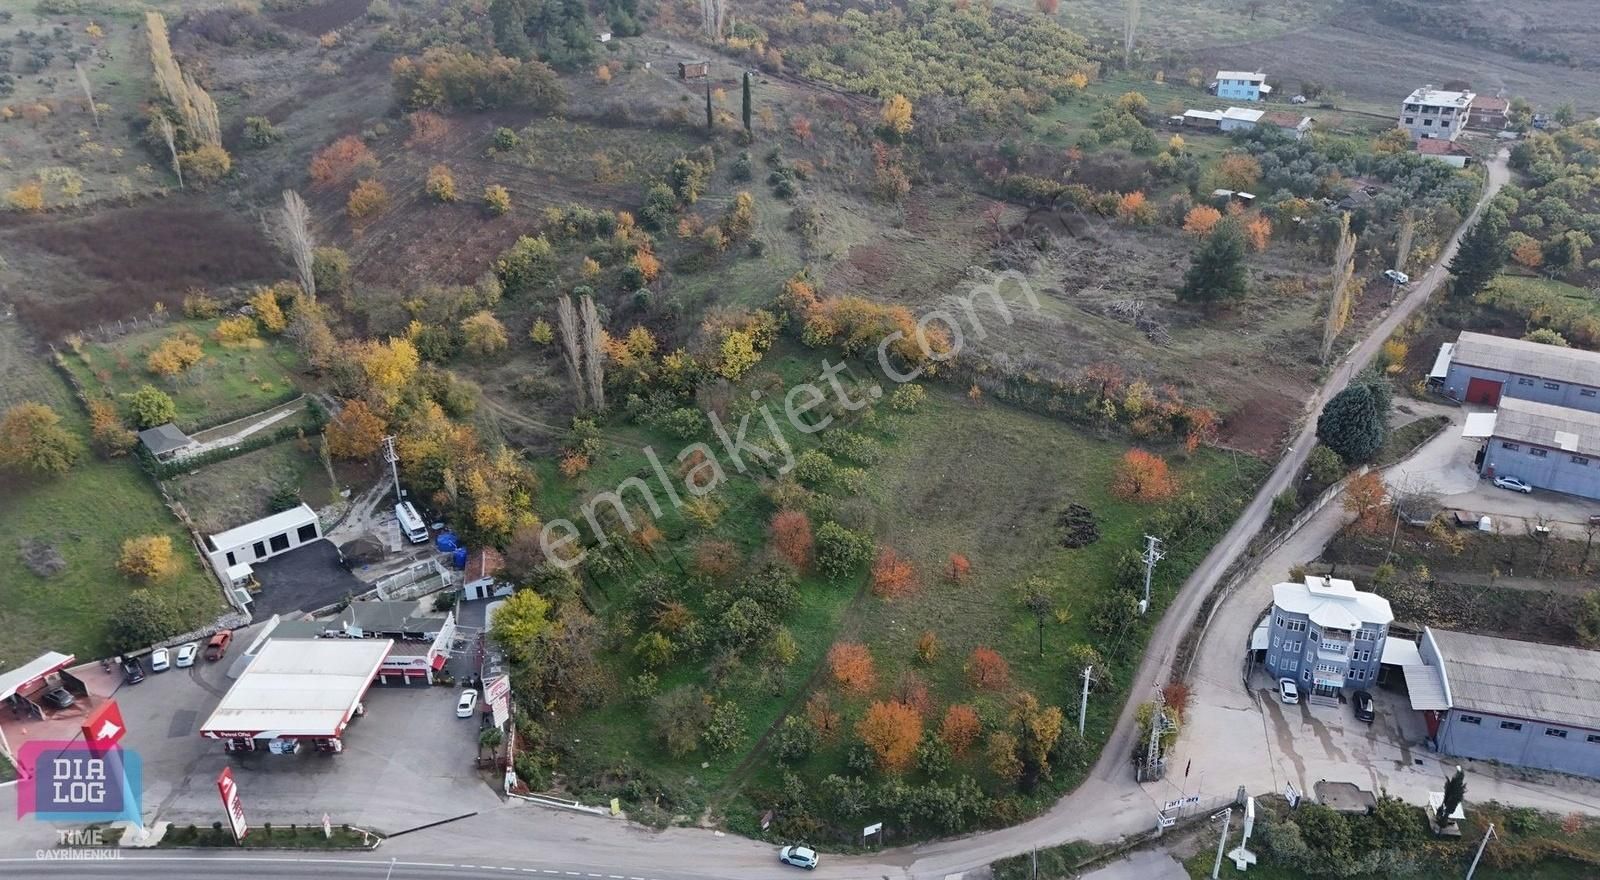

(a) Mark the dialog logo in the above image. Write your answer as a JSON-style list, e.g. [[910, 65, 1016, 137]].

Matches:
[[16, 743, 142, 823]]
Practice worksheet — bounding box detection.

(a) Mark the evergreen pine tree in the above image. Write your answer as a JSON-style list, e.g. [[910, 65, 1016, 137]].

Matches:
[[706, 83, 714, 130], [1447, 208, 1507, 299], [1316, 382, 1386, 465], [1176, 217, 1249, 311], [741, 71, 752, 135]]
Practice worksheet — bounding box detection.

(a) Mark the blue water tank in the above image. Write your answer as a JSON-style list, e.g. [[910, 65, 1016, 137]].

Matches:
[[435, 532, 458, 553], [452, 547, 469, 570]]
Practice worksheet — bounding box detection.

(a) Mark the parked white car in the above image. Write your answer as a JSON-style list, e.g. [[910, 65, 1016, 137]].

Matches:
[[1493, 475, 1534, 494], [1278, 678, 1300, 705], [149, 648, 170, 673], [456, 689, 479, 718], [1383, 269, 1410, 285], [779, 845, 819, 870], [175, 642, 199, 668]]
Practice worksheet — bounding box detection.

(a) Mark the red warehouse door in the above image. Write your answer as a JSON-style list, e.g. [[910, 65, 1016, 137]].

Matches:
[[1465, 377, 1502, 406]]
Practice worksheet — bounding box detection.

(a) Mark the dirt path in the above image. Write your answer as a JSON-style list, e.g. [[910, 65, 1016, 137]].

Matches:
[[184, 396, 306, 454]]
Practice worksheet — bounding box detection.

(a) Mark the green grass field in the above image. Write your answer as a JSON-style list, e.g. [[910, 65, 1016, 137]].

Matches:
[[1477, 275, 1600, 349], [0, 320, 222, 666], [60, 318, 305, 432], [163, 438, 337, 534]]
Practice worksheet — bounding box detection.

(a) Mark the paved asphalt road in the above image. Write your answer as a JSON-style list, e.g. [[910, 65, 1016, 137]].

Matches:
[[0, 154, 1512, 880], [0, 854, 724, 880]]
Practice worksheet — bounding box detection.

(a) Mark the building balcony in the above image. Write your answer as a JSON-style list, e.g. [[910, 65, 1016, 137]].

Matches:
[[1319, 638, 1350, 656]]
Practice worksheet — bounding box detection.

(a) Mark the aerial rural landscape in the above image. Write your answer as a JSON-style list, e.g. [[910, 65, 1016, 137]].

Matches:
[[0, 0, 1597, 878]]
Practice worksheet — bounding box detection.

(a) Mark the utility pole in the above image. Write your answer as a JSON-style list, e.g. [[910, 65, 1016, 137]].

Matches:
[[381, 435, 402, 500], [1465, 822, 1496, 879], [1210, 807, 1232, 880], [1078, 665, 1094, 736], [1139, 534, 1165, 615], [1139, 686, 1168, 781]]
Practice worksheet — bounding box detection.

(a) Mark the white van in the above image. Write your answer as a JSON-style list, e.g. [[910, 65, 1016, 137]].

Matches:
[[396, 502, 428, 544]]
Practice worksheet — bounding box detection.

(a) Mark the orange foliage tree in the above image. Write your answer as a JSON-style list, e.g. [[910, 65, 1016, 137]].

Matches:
[[1111, 449, 1178, 502], [1244, 215, 1272, 252], [770, 509, 814, 570], [940, 703, 982, 755], [325, 399, 387, 459], [1161, 681, 1192, 722], [967, 646, 1011, 691], [856, 700, 923, 773], [1512, 239, 1543, 268], [1214, 153, 1262, 191], [1183, 205, 1222, 237], [1116, 191, 1154, 226], [309, 135, 377, 187], [828, 642, 877, 696], [947, 553, 972, 583], [870, 545, 918, 598], [1342, 471, 1389, 534]]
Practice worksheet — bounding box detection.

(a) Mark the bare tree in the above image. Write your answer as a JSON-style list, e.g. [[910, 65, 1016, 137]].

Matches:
[[700, 0, 727, 41], [1123, 0, 1141, 67], [556, 296, 588, 412], [275, 190, 317, 299], [75, 63, 98, 129], [156, 116, 183, 189], [184, 72, 222, 148], [145, 12, 221, 148], [1320, 212, 1357, 365], [580, 294, 606, 412]]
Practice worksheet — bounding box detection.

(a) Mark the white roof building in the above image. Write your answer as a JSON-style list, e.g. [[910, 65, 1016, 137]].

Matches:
[[1216, 70, 1266, 84], [1404, 86, 1474, 109], [204, 503, 322, 582], [1271, 576, 1393, 631], [199, 638, 392, 740]]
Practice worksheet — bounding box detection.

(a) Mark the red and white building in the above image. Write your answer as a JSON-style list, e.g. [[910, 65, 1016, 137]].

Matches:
[[200, 638, 391, 753]]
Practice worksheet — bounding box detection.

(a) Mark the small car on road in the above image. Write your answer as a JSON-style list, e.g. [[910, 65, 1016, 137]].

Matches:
[[1278, 678, 1300, 705], [1353, 690, 1375, 723], [150, 647, 170, 672], [175, 642, 199, 668], [205, 630, 233, 661], [456, 689, 479, 718], [1493, 475, 1533, 494], [779, 845, 819, 870]]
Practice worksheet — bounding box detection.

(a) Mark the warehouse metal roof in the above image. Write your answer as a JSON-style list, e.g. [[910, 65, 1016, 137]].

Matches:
[[1430, 628, 1600, 730], [1492, 397, 1600, 458], [1450, 331, 1600, 386], [199, 638, 391, 738]]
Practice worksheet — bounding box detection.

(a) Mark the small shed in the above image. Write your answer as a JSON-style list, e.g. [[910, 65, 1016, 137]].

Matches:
[[138, 423, 198, 462], [678, 60, 709, 80]]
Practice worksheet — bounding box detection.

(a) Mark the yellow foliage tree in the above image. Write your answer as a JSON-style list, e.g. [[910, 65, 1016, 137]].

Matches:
[[358, 337, 420, 406], [879, 94, 914, 137], [118, 534, 178, 582], [347, 179, 390, 221], [146, 333, 206, 377], [715, 329, 760, 380], [249, 287, 288, 333], [7, 182, 45, 212], [425, 164, 457, 202], [460, 310, 509, 357], [213, 316, 259, 346]]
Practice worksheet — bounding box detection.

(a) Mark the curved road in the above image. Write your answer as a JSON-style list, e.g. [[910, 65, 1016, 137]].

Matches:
[[0, 154, 1509, 880]]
